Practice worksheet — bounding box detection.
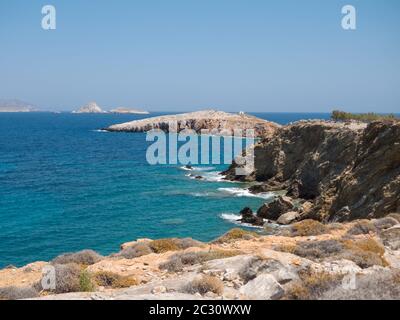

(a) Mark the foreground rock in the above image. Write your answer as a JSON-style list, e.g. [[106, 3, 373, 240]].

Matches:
[[105, 110, 280, 138], [257, 196, 295, 220], [224, 120, 400, 222], [2, 219, 400, 300]]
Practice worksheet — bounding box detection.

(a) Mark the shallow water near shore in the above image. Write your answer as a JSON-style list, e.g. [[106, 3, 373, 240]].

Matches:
[[0, 112, 331, 267]]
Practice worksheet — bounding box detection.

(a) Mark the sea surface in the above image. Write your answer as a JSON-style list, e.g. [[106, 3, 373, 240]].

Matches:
[[0, 112, 331, 267]]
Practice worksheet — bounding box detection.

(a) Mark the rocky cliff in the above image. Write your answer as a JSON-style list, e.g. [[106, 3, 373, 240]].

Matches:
[[223, 120, 400, 222], [105, 110, 280, 138]]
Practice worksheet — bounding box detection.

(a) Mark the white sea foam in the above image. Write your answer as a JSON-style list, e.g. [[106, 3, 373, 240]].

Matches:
[[180, 166, 193, 171], [218, 187, 275, 200], [93, 129, 108, 133], [180, 166, 216, 172]]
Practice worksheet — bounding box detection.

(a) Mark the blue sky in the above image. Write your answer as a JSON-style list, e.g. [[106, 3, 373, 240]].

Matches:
[[0, 0, 399, 112]]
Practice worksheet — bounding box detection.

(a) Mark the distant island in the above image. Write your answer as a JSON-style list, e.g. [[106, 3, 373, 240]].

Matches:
[[109, 108, 149, 115], [0, 99, 37, 112], [72, 102, 107, 114], [72, 102, 149, 114]]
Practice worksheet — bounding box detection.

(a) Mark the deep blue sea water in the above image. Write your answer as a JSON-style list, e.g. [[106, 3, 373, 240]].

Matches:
[[0, 112, 331, 267]]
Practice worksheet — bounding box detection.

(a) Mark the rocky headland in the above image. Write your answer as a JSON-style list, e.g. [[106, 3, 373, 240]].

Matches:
[[223, 120, 400, 224], [105, 110, 281, 137]]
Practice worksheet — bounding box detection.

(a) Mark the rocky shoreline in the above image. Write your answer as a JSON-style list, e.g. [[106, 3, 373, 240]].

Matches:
[[223, 119, 400, 226]]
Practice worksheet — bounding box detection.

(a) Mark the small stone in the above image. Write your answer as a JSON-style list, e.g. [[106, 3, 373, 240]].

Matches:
[[151, 286, 167, 294]]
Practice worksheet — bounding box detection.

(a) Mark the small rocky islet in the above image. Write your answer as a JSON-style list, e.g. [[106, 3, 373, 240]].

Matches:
[[1, 111, 399, 300]]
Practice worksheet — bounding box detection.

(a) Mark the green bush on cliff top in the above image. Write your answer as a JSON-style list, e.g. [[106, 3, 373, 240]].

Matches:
[[331, 110, 398, 122]]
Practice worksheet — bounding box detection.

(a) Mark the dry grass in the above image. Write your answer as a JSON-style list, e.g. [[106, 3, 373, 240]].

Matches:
[[212, 228, 259, 244], [149, 238, 204, 253], [92, 271, 138, 289], [284, 220, 328, 237], [160, 250, 242, 272], [149, 239, 181, 253], [184, 275, 224, 295]]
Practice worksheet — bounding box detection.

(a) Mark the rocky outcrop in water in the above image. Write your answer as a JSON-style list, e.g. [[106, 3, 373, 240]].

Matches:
[[73, 102, 105, 113], [224, 120, 400, 222], [105, 110, 280, 138]]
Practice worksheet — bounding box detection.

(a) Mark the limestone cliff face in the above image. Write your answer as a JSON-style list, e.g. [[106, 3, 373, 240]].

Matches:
[[105, 110, 280, 138], [224, 120, 400, 221]]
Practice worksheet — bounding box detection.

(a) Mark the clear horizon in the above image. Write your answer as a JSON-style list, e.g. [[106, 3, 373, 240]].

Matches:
[[1, 0, 399, 113]]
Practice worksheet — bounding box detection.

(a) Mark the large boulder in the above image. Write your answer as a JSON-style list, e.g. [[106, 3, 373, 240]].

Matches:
[[257, 196, 295, 220], [277, 211, 300, 225], [239, 274, 284, 300], [380, 225, 400, 250]]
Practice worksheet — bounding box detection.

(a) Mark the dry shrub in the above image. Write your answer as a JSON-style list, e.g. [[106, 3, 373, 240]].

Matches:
[[51, 263, 82, 294], [149, 238, 204, 253], [212, 228, 259, 244], [51, 250, 103, 266], [284, 268, 343, 300], [387, 213, 400, 223], [184, 275, 224, 295], [160, 250, 242, 272], [346, 220, 377, 236], [373, 217, 398, 230], [93, 271, 138, 288], [285, 220, 327, 237], [292, 240, 344, 260], [0, 286, 39, 300], [321, 269, 400, 300], [119, 242, 153, 259], [340, 237, 388, 268]]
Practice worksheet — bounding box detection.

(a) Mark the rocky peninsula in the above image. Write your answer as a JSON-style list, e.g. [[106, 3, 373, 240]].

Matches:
[[105, 110, 281, 138]]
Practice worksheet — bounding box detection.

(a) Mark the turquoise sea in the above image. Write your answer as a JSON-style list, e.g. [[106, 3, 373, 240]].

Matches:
[[0, 112, 331, 267]]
